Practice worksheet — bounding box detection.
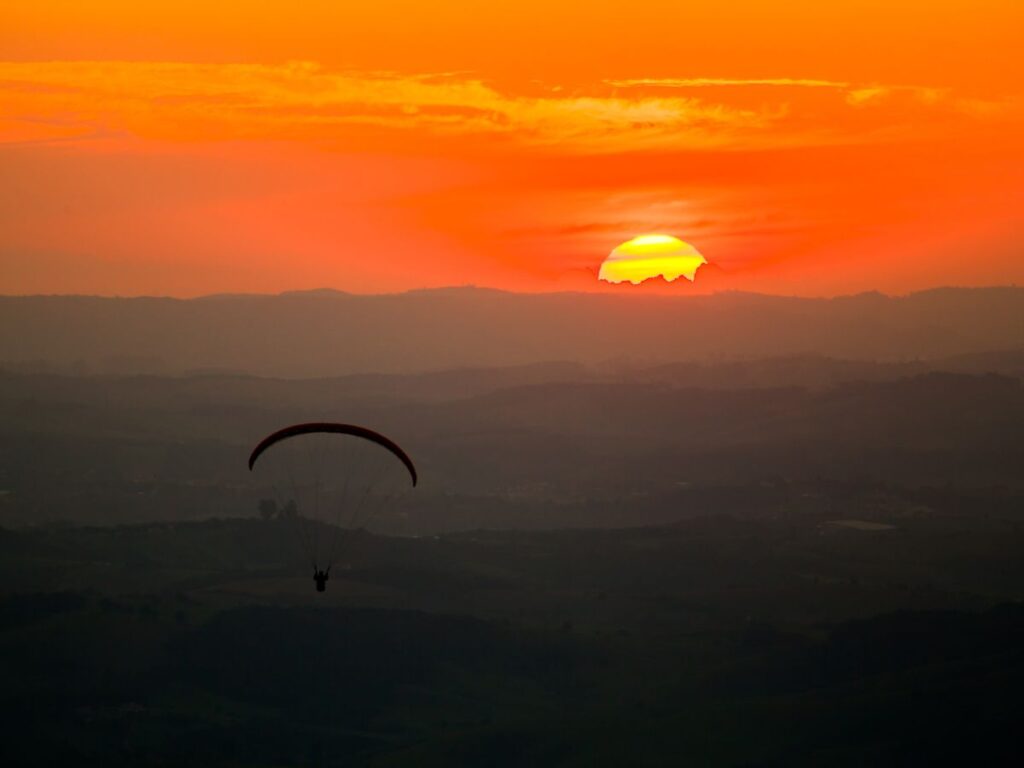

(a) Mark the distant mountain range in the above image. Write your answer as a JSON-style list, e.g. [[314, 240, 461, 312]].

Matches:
[[2, 286, 1023, 377]]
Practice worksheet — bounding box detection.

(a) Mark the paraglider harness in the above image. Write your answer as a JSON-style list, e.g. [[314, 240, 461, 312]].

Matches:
[[313, 567, 330, 592]]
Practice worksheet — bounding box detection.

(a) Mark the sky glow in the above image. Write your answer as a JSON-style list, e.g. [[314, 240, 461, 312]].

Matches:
[[1, 1, 1022, 296]]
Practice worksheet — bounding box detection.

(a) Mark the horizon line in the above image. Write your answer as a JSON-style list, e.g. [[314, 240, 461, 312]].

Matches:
[[1, 284, 1021, 302]]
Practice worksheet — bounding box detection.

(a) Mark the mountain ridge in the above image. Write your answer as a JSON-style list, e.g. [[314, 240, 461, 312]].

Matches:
[[3, 286, 1022, 377]]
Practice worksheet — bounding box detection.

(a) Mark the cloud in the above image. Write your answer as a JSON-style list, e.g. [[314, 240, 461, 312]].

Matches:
[[0, 61, 769, 151], [845, 87, 891, 106], [608, 77, 975, 112], [0, 62, 1014, 154]]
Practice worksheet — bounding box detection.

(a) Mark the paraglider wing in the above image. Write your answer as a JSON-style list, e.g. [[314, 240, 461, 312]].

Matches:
[[248, 422, 417, 487]]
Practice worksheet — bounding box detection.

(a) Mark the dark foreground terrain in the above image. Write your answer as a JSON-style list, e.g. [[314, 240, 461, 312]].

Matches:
[[2, 339, 1023, 764], [2, 513, 1023, 766]]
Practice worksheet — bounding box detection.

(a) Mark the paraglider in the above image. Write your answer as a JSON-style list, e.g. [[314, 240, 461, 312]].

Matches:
[[313, 567, 329, 592], [248, 422, 417, 592]]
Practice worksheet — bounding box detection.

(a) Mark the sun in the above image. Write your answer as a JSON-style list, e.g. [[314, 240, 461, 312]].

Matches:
[[599, 234, 708, 285]]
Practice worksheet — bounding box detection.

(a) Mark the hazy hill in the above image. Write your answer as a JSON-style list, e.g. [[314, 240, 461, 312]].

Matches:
[[3, 365, 1024, 529], [2, 287, 1023, 377]]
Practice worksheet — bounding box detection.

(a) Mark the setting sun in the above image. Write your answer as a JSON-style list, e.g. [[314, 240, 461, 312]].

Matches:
[[599, 235, 708, 285]]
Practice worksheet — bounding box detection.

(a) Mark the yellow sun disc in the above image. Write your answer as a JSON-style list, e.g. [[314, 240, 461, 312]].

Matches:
[[599, 234, 707, 285]]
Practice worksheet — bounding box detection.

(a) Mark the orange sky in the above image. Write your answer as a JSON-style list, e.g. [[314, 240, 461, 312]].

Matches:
[[2, 1, 1022, 296]]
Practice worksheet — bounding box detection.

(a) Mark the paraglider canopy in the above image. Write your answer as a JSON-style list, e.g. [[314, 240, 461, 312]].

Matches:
[[248, 422, 417, 486]]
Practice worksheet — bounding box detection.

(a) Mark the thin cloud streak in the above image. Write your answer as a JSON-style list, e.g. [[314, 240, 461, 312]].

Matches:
[[606, 77, 851, 88]]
